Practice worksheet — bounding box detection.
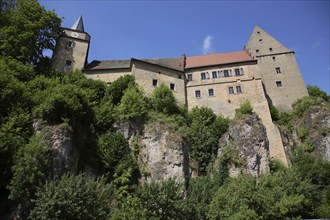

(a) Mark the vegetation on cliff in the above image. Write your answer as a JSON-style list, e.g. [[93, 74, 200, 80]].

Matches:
[[0, 1, 329, 219]]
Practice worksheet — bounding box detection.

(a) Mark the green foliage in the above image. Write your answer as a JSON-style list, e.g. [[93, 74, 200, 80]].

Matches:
[[307, 85, 329, 102], [269, 103, 280, 121], [0, 57, 35, 81], [150, 83, 179, 115], [0, 110, 31, 189], [116, 86, 147, 121], [93, 101, 115, 134], [33, 84, 93, 126], [62, 70, 107, 106], [235, 100, 253, 118], [29, 174, 113, 220], [97, 131, 130, 178], [0, 0, 62, 66], [292, 96, 314, 117], [8, 133, 50, 201], [135, 180, 193, 220], [106, 75, 135, 105], [188, 107, 229, 174], [269, 158, 287, 173]]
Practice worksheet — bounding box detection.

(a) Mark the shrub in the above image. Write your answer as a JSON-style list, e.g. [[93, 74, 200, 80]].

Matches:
[[116, 87, 147, 121], [235, 100, 253, 117], [307, 85, 329, 102], [8, 133, 50, 201], [150, 83, 179, 115], [29, 174, 113, 220], [269, 104, 280, 121], [97, 131, 130, 178], [106, 75, 135, 105]]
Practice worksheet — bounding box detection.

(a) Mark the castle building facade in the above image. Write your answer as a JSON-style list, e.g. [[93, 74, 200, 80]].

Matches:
[[52, 16, 309, 165]]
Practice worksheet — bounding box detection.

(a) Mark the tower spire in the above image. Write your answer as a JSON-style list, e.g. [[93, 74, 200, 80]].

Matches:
[[71, 15, 84, 32]]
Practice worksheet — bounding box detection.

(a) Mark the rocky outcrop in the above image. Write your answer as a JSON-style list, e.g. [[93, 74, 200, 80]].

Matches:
[[33, 121, 78, 175], [217, 113, 270, 177], [137, 122, 189, 183], [280, 102, 330, 161]]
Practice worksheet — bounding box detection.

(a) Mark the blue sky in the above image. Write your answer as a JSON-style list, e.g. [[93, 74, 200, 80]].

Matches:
[[40, 1, 329, 94]]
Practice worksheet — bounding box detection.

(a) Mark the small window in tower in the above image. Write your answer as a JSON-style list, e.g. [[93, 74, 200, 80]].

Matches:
[[201, 72, 206, 80], [256, 49, 259, 53], [276, 81, 283, 88], [228, 86, 234, 94], [272, 56, 276, 61], [195, 90, 201, 98], [208, 88, 214, 97], [65, 60, 72, 66], [66, 41, 73, 48], [212, 71, 218, 78], [257, 31, 260, 34], [152, 79, 158, 87], [170, 83, 176, 91], [269, 48, 273, 52], [259, 39, 263, 42], [178, 74, 182, 79], [276, 67, 281, 74], [187, 74, 193, 81], [236, 86, 242, 93]]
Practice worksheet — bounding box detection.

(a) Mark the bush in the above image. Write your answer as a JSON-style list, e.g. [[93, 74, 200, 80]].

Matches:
[[8, 133, 50, 201], [188, 107, 229, 174], [106, 75, 135, 105], [29, 174, 113, 220], [97, 131, 130, 179], [116, 87, 147, 121], [150, 83, 179, 115], [307, 85, 329, 102], [269, 104, 280, 121], [235, 100, 253, 117]]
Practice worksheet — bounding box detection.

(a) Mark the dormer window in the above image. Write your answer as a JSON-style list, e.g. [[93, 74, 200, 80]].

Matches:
[[66, 41, 73, 48]]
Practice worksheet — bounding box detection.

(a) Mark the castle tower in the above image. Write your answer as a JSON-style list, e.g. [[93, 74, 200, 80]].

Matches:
[[51, 16, 90, 72], [245, 26, 308, 111]]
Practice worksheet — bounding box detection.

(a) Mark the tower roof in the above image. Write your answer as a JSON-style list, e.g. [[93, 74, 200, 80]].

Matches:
[[71, 16, 84, 32]]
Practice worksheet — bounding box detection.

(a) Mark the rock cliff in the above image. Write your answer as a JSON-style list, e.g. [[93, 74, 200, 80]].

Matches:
[[217, 113, 270, 177], [280, 101, 330, 162]]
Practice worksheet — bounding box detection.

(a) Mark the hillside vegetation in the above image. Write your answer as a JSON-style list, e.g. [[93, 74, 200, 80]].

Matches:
[[0, 1, 329, 219]]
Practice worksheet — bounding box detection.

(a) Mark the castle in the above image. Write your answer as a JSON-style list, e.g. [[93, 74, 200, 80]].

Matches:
[[51, 16, 309, 165]]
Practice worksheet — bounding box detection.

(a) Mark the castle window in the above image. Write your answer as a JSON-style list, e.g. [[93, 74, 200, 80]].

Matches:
[[269, 48, 273, 52], [257, 31, 260, 34], [178, 74, 182, 79], [170, 83, 176, 91], [195, 90, 201, 98], [208, 89, 214, 97], [235, 68, 241, 76], [201, 72, 206, 80], [256, 49, 259, 53], [65, 60, 72, 66], [276, 81, 283, 87], [259, 39, 263, 42], [152, 79, 158, 87], [276, 67, 281, 74], [236, 86, 242, 93], [272, 56, 276, 61], [212, 71, 218, 78], [228, 87, 234, 94], [187, 74, 193, 81], [240, 68, 244, 75], [66, 41, 73, 48], [224, 70, 229, 77]]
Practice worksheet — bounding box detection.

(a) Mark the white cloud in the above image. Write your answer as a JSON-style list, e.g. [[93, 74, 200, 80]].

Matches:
[[202, 35, 214, 54]]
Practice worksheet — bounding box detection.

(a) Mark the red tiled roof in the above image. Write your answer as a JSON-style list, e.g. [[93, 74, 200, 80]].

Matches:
[[186, 51, 253, 69]]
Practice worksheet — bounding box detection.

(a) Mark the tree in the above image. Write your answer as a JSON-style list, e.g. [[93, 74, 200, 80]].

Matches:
[[8, 133, 50, 201], [150, 83, 179, 115], [29, 174, 113, 220], [116, 87, 147, 121], [0, 0, 62, 66], [106, 75, 135, 105], [188, 107, 229, 174], [307, 85, 329, 102]]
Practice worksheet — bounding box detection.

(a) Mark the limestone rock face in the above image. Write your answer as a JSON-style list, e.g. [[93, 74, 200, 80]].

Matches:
[[33, 121, 78, 175], [217, 113, 270, 177], [280, 103, 330, 161], [137, 122, 189, 183]]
